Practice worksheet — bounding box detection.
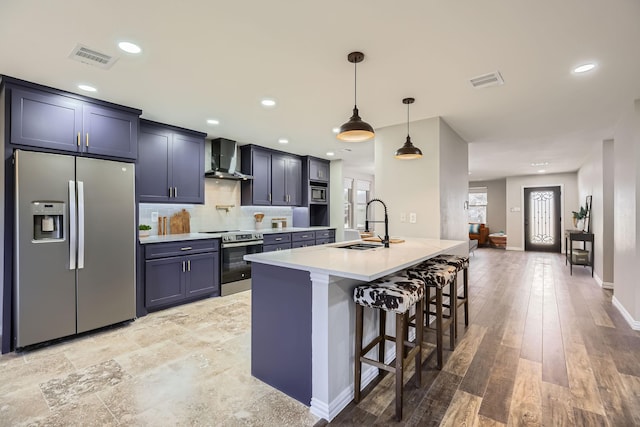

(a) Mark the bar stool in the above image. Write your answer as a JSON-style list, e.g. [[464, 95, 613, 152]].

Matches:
[[431, 254, 470, 337], [353, 272, 424, 421], [407, 261, 457, 369]]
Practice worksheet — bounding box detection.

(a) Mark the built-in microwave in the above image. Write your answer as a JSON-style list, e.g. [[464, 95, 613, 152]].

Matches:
[[310, 185, 327, 203]]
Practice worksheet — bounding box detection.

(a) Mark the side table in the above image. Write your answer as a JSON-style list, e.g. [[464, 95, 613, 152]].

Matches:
[[564, 230, 594, 276]]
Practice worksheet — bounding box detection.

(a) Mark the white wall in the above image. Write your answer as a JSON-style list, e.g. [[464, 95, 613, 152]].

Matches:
[[374, 117, 468, 241], [505, 173, 578, 251], [439, 119, 469, 241], [612, 100, 640, 325], [0, 90, 4, 331], [330, 159, 345, 241], [374, 117, 441, 238]]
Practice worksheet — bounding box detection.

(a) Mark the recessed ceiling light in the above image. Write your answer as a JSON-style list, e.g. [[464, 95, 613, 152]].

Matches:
[[332, 127, 340, 134], [573, 63, 596, 74], [78, 84, 97, 92], [261, 99, 276, 107], [531, 162, 549, 167], [326, 152, 335, 156], [278, 138, 289, 144], [206, 119, 219, 125], [538, 169, 546, 174], [118, 41, 142, 54]]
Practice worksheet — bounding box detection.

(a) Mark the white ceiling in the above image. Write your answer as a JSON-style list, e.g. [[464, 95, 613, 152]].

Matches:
[[2, 1, 639, 181]]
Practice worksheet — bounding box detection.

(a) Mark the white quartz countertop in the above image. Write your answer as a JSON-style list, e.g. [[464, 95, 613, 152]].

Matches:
[[139, 233, 223, 244], [138, 227, 335, 244], [244, 237, 467, 281]]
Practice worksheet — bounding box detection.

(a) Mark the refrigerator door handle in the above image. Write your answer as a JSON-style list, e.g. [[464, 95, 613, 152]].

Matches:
[[69, 180, 77, 270], [77, 181, 85, 269]]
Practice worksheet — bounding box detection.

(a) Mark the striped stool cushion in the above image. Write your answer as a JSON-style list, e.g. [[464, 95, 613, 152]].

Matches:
[[354, 273, 424, 314], [431, 254, 469, 271], [407, 262, 456, 289]]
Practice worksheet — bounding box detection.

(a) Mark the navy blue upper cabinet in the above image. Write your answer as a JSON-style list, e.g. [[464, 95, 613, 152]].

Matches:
[[241, 145, 302, 206], [137, 120, 205, 204], [82, 104, 138, 159], [309, 158, 329, 182], [8, 81, 140, 160]]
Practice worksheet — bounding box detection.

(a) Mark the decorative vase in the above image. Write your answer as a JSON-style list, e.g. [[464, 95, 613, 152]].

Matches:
[[139, 230, 150, 238], [572, 217, 578, 228]]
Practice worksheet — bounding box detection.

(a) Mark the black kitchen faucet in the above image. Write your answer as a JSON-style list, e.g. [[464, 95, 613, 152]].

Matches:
[[364, 198, 390, 248]]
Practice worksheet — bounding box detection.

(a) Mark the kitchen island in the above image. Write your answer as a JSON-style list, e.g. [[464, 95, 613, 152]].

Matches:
[[244, 237, 467, 421]]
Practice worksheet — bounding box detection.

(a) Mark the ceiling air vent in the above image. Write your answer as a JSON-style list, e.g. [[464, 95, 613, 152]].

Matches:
[[470, 71, 504, 88], [69, 44, 118, 69]]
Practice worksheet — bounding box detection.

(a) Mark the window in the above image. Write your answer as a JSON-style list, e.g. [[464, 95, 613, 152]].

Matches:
[[343, 178, 372, 230], [468, 187, 487, 224]]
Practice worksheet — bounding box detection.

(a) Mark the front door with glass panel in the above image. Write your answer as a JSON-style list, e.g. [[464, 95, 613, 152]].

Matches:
[[524, 186, 561, 252]]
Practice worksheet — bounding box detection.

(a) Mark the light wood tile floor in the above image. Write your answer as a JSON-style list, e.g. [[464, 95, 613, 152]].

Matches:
[[323, 248, 640, 426]]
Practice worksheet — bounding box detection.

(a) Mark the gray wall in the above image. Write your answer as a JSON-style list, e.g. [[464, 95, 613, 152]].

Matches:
[[603, 140, 614, 285], [469, 178, 507, 234], [612, 99, 640, 325]]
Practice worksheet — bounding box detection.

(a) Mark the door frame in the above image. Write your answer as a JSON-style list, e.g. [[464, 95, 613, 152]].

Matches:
[[520, 183, 565, 253]]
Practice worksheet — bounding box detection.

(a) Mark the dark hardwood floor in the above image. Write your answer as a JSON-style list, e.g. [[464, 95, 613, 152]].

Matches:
[[319, 248, 640, 426]]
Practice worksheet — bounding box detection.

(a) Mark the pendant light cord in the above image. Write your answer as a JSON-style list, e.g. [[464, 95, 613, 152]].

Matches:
[[406, 102, 410, 137], [353, 61, 358, 107]]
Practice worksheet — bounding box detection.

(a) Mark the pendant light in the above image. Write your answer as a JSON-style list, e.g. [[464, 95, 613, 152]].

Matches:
[[337, 52, 375, 142], [395, 97, 422, 159]]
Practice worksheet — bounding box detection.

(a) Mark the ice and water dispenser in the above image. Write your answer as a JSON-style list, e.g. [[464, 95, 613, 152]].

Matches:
[[32, 202, 64, 241]]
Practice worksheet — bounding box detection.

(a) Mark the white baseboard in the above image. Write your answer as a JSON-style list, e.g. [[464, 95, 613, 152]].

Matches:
[[594, 273, 614, 290], [612, 296, 640, 330]]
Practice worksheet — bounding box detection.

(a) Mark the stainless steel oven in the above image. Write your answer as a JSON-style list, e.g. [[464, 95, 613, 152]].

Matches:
[[220, 232, 263, 286]]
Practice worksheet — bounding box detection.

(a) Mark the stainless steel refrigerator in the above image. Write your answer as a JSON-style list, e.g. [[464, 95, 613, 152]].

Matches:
[[14, 149, 136, 348]]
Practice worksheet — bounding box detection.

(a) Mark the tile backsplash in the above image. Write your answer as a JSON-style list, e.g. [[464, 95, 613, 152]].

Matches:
[[139, 180, 293, 234]]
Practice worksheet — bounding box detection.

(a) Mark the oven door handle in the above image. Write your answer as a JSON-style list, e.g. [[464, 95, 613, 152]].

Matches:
[[222, 241, 264, 249]]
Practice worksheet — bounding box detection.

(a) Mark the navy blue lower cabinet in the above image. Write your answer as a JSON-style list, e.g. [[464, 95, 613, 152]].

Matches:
[[251, 263, 312, 405], [144, 239, 220, 310], [185, 252, 219, 298], [145, 257, 186, 308]]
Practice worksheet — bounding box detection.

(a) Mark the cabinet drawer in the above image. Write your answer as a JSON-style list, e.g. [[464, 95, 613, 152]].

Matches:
[[263, 233, 291, 245], [291, 231, 315, 242], [315, 237, 334, 245], [292, 240, 315, 249], [263, 242, 292, 252], [315, 229, 335, 239], [145, 239, 219, 259]]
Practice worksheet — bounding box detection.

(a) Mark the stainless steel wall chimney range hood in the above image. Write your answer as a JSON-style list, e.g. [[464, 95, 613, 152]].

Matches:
[[205, 138, 253, 180]]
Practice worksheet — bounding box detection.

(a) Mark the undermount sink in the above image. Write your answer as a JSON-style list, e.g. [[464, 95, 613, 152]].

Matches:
[[334, 242, 384, 250]]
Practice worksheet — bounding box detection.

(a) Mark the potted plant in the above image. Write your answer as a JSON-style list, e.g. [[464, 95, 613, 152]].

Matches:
[[571, 206, 587, 228], [138, 224, 152, 237]]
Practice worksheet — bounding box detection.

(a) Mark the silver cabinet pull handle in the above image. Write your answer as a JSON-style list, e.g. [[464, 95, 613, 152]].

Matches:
[[187, 260, 191, 271], [85, 133, 89, 147], [169, 187, 173, 198], [275, 238, 282, 241], [181, 247, 192, 251], [182, 261, 186, 272], [269, 193, 272, 202], [174, 187, 178, 197], [77, 132, 81, 147]]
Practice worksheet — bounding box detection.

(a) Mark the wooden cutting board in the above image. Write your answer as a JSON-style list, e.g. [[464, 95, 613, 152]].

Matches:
[[170, 209, 191, 234], [363, 237, 405, 244]]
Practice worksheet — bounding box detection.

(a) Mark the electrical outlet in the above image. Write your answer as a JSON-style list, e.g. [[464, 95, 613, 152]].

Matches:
[[400, 213, 406, 223], [409, 213, 417, 223], [151, 211, 159, 223]]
